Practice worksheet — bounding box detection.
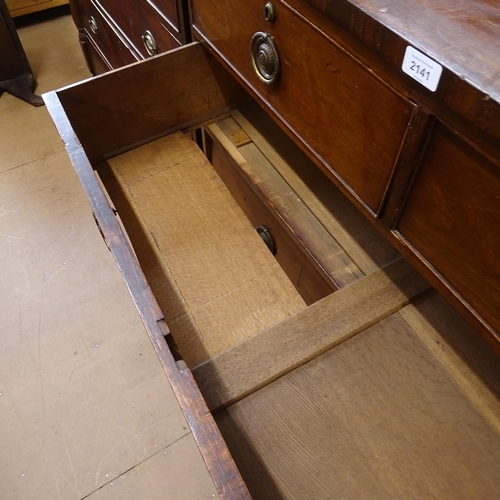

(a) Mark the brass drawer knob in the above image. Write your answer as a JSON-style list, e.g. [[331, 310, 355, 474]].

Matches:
[[250, 32, 280, 84], [89, 16, 99, 35], [142, 30, 157, 56], [264, 2, 277, 22]]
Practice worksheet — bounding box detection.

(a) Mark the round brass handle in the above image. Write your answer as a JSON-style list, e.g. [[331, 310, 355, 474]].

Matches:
[[256, 225, 276, 255], [250, 32, 280, 85], [89, 16, 99, 35], [142, 30, 157, 56]]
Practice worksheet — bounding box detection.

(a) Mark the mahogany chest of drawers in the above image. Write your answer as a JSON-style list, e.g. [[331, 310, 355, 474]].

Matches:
[[69, 0, 190, 73], [47, 0, 500, 497]]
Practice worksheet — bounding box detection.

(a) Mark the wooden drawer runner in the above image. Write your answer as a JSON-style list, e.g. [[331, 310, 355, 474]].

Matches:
[[215, 292, 500, 499], [396, 121, 500, 343], [191, 0, 415, 215]]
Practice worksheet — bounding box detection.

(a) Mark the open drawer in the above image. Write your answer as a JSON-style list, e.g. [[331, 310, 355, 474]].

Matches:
[[44, 43, 500, 498]]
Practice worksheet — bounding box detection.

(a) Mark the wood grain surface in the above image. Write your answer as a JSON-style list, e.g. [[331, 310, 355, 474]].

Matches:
[[194, 257, 430, 411], [192, 0, 415, 214], [296, 0, 500, 149], [216, 310, 500, 499], [206, 131, 336, 304], [400, 292, 500, 436], [207, 118, 363, 289], [55, 42, 247, 162], [44, 92, 251, 500], [396, 121, 500, 346], [102, 131, 305, 366], [302, 0, 500, 104], [230, 105, 402, 274]]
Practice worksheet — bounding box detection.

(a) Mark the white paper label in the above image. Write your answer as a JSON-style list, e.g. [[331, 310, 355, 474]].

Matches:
[[402, 46, 443, 92]]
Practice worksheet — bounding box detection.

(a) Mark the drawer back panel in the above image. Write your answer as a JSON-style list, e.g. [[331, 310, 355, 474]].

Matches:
[[55, 43, 248, 162]]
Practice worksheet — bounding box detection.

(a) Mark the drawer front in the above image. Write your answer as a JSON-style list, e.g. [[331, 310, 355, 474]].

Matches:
[[85, 37, 116, 75], [81, 1, 139, 69], [396, 122, 500, 337], [96, 0, 182, 58], [144, 0, 184, 39], [192, 0, 414, 215]]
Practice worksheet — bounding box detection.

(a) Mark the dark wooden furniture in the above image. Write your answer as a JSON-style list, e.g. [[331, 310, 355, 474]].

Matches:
[[47, 0, 500, 497], [69, 0, 190, 74], [0, 0, 43, 105]]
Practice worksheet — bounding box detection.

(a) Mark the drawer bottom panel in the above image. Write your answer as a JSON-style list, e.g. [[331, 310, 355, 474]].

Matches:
[[96, 130, 307, 367]]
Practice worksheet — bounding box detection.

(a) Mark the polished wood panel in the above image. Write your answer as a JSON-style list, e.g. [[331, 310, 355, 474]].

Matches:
[[79, 0, 138, 69], [194, 258, 430, 411], [145, 0, 185, 38], [396, 121, 500, 346], [71, 0, 190, 74], [147, 0, 178, 30], [299, 0, 500, 146], [96, 0, 181, 58], [216, 310, 500, 499], [192, 0, 415, 215]]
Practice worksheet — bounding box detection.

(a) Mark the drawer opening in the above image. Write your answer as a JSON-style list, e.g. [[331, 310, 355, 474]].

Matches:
[[44, 37, 429, 405], [204, 102, 402, 304], [93, 96, 423, 381]]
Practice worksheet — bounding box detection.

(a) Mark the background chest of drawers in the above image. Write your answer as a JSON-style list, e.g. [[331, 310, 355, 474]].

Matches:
[[69, 0, 190, 73]]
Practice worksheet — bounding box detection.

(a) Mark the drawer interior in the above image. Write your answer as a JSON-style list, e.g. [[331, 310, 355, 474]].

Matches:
[[91, 120, 500, 497], [45, 42, 500, 499], [53, 42, 249, 163], [93, 97, 402, 367], [96, 130, 307, 367]]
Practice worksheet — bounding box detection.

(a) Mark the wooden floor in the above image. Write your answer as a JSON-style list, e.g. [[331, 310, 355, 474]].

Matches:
[[0, 8, 219, 500]]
